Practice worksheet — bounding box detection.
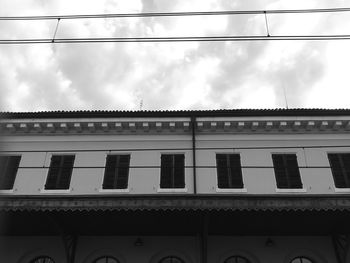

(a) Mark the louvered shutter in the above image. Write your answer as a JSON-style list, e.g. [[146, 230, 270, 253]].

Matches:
[[272, 154, 289, 188], [343, 154, 350, 187], [45, 155, 74, 190], [229, 154, 244, 188], [173, 154, 185, 188], [160, 155, 173, 188], [285, 154, 302, 188], [103, 155, 118, 189], [45, 155, 62, 189], [0, 156, 21, 190], [328, 153, 350, 188], [216, 154, 229, 188], [57, 155, 75, 189], [115, 155, 130, 189]]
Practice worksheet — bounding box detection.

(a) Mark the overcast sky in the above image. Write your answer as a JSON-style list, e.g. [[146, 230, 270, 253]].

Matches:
[[0, 0, 349, 111]]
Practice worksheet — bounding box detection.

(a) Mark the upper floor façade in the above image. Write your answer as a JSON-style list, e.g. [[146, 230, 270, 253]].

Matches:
[[1, 108, 350, 196]]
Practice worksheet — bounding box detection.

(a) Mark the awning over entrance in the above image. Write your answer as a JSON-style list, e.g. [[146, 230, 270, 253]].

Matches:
[[0, 194, 349, 212]]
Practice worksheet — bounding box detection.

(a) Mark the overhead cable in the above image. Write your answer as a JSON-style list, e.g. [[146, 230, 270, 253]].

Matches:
[[0, 7, 350, 21], [1, 35, 350, 44]]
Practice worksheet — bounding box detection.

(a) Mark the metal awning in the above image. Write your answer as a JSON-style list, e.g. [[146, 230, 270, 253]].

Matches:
[[0, 194, 349, 212]]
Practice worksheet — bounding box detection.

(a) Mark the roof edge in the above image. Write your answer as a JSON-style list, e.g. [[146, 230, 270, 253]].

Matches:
[[2, 108, 350, 119]]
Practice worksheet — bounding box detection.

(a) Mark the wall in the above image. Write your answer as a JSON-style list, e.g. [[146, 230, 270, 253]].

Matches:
[[1, 131, 350, 195], [0, 235, 338, 263]]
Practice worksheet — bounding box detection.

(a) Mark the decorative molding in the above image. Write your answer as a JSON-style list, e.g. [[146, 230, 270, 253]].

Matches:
[[1, 119, 350, 135]]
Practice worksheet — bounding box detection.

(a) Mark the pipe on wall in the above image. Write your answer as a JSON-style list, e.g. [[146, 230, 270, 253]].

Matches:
[[191, 115, 197, 194]]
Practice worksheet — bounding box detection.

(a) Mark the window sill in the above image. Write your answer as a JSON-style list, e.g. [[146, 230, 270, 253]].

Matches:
[[216, 188, 247, 193], [98, 188, 130, 193], [40, 189, 72, 194], [157, 188, 188, 193], [275, 188, 307, 193], [0, 189, 14, 194], [334, 188, 350, 193]]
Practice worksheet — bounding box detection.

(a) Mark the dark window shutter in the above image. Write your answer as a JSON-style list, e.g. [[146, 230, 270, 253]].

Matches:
[[216, 154, 244, 189], [160, 155, 173, 188], [160, 154, 185, 188], [272, 154, 288, 188], [103, 155, 118, 189], [229, 154, 244, 188], [45, 155, 74, 190], [116, 155, 130, 189], [216, 154, 229, 188], [273, 154, 302, 189], [0, 156, 21, 190], [103, 155, 130, 189], [57, 155, 75, 189], [328, 153, 350, 188], [173, 154, 185, 188], [45, 156, 61, 189], [285, 154, 302, 188]]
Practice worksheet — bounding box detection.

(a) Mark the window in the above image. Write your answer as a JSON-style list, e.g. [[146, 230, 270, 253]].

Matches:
[[93, 256, 119, 263], [328, 153, 350, 188], [159, 256, 185, 263], [224, 256, 251, 263], [103, 155, 130, 189], [45, 155, 75, 190], [0, 155, 21, 190], [272, 154, 302, 189], [160, 154, 185, 188], [290, 257, 313, 263], [216, 154, 244, 188], [30, 256, 55, 263]]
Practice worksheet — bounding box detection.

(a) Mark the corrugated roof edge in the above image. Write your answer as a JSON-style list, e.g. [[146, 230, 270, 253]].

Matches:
[[1, 108, 350, 119]]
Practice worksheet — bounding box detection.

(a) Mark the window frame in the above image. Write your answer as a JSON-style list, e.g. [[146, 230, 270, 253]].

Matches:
[[327, 152, 350, 192], [215, 152, 247, 193], [271, 152, 306, 192], [41, 153, 75, 193], [157, 152, 187, 193], [99, 152, 131, 193], [0, 154, 21, 193]]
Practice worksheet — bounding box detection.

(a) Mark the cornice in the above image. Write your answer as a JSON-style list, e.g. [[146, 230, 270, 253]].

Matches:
[[1, 119, 350, 135]]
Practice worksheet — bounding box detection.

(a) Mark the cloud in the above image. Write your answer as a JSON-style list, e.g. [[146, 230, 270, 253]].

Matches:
[[0, 0, 349, 111]]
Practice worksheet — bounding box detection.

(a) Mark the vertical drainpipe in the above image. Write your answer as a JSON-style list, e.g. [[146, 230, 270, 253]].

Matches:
[[191, 115, 197, 194]]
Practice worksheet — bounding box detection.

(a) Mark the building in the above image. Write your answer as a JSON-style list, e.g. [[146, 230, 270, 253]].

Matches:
[[0, 109, 350, 263]]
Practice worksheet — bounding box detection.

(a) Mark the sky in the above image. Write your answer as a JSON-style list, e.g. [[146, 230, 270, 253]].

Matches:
[[0, 0, 350, 111]]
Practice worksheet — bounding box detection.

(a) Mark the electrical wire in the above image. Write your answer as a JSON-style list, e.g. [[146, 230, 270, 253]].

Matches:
[[0, 7, 350, 20], [1, 35, 350, 44], [2, 144, 350, 153]]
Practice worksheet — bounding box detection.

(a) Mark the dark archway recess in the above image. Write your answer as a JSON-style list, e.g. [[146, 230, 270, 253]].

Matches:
[[290, 257, 314, 263], [93, 256, 119, 263], [159, 256, 185, 263], [29, 256, 55, 263], [224, 256, 251, 263]]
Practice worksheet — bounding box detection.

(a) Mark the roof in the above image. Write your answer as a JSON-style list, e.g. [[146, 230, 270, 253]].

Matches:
[[1, 108, 350, 119]]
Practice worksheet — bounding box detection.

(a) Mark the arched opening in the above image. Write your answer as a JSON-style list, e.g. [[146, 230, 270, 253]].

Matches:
[[158, 256, 185, 263], [224, 256, 251, 263], [93, 256, 120, 263], [29, 257, 55, 263], [290, 257, 314, 263]]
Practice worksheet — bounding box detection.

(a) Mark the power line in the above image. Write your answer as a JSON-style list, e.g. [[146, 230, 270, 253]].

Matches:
[[0, 7, 350, 20], [1, 35, 350, 44], [2, 144, 350, 153]]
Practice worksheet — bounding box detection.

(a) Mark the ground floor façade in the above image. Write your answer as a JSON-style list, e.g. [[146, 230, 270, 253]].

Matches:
[[0, 195, 350, 263]]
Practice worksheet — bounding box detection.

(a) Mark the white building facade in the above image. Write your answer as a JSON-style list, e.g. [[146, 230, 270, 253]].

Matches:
[[0, 109, 350, 263]]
